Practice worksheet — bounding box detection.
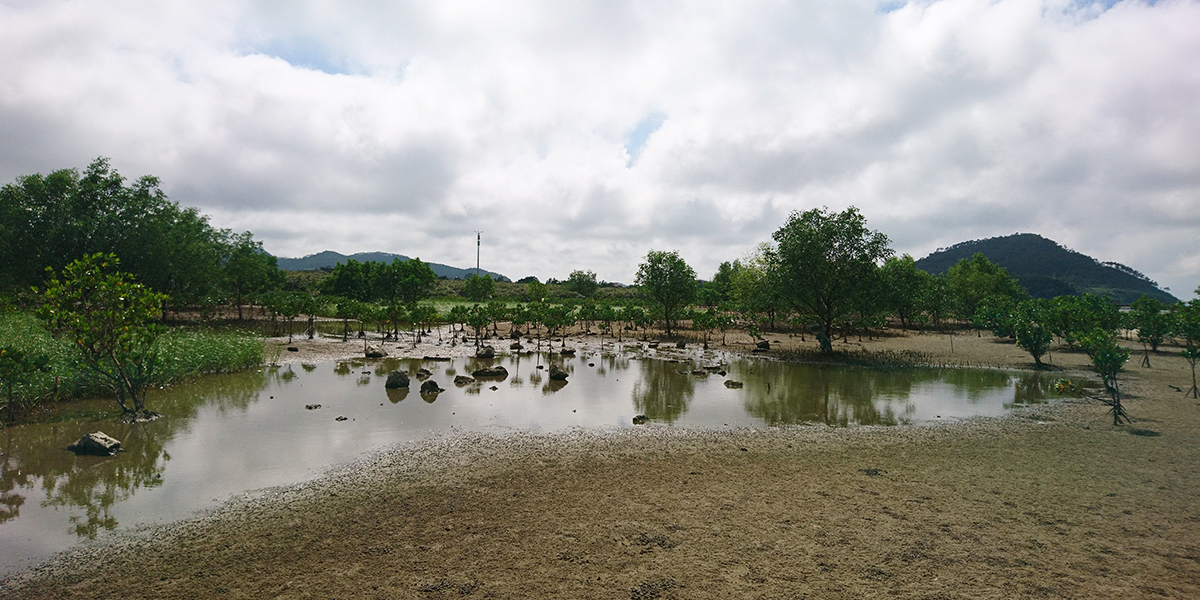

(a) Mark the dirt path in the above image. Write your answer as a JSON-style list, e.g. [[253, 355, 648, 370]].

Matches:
[[4, 332, 1199, 599]]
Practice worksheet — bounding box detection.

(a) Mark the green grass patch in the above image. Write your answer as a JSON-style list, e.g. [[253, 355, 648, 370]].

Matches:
[[1, 311, 263, 419]]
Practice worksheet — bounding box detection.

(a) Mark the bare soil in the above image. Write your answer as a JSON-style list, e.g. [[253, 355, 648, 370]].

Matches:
[[4, 329, 1199, 599]]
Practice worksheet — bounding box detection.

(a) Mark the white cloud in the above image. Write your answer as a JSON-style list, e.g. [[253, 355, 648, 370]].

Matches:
[[1, 0, 1197, 294]]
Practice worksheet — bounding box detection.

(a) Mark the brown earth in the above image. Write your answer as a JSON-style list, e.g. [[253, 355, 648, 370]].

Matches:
[[3, 329, 1199, 599]]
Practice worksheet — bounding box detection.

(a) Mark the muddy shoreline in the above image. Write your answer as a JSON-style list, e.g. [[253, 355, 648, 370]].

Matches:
[[4, 331, 1198, 599]]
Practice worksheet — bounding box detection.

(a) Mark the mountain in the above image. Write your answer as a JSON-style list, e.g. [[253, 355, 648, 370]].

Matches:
[[914, 233, 1177, 305], [275, 251, 510, 282]]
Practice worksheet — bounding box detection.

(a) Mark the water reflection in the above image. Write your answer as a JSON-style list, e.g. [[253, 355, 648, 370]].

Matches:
[[0, 351, 1056, 574], [631, 360, 695, 423]]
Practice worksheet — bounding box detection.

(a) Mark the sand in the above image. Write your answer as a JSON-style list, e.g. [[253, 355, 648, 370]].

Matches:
[[3, 328, 1198, 599]]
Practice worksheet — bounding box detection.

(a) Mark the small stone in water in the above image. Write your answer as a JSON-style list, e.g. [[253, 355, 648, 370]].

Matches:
[[335, 416, 348, 422]]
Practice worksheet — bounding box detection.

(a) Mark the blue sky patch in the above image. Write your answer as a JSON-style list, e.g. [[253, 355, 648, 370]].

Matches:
[[624, 112, 666, 167]]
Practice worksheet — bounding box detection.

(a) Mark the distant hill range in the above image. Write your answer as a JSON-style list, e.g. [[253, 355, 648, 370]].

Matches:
[[914, 233, 1177, 305], [275, 251, 510, 282]]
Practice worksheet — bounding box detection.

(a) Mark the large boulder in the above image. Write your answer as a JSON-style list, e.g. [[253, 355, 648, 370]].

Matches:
[[756, 340, 771, 350], [472, 365, 509, 379], [384, 371, 410, 389], [419, 380, 443, 395], [365, 344, 388, 358], [66, 432, 122, 456], [453, 375, 475, 386], [548, 364, 569, 381]]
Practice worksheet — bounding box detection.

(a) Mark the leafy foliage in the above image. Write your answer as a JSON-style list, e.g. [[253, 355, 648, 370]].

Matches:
[[635, 250, 696, 337], [37, 254, 167, 415], [770, 206, 891, 350], [1013, 300, 1053, 366], [463, 273, 496, 302]]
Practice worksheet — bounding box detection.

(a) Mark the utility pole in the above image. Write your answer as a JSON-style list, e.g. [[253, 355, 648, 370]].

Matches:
[[474, 231, 483, 274]]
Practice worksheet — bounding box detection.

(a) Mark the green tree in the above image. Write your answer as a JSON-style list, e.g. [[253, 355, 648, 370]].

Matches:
[[769, 206, 891, 351], [731, 249, 784, 331], [635, 250, 697, 337], [1013, 299, 1053, 367], [1131, 295, 1170, 352], [463, 274, 495, 302], [1080, 328, 1131, 424], [1047, 294, 1121, 350], [1, 158, 230, 307], [879, 254, 931, 328], [1175, 298, 1200, 397], [525, 280, 548, 303], [0, 347, 50, 422], [223, 231, 280, 320], [393, 258, 438, 305], [946, 253, 1026, 326], [38, 254, 167, 417], [321, 259, 373, 301], [973, 294, 1019, 339], [566, 270, 599, 298], [710, 261, 740, 304]]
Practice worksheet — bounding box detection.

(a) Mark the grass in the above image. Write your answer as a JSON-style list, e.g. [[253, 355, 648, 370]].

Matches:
[[1, 311, 264, 420], [773, 346, 948, 369]]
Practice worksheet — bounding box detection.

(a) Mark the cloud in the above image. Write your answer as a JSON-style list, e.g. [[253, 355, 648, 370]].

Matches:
[[1, 0, 1197, 295]]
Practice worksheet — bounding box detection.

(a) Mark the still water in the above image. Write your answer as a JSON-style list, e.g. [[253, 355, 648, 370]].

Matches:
[[0, 347, 1054, 573]]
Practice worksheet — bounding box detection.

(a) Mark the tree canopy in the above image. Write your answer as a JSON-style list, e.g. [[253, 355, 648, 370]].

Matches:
[[635, 250, 696, 337], [769, 206, 892, 350]]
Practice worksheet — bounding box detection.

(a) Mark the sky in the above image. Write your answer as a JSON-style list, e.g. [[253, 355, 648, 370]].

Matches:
[[1, 0, 1198, 297]]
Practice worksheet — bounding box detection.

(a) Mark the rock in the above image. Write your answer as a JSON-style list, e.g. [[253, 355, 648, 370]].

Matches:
[[510, 330, 522, 340], [472, 365, 509, 379], [724, 380, 744, 389], [305, 404, 322, 410], [384, 371, 410, 389], [420, 380, 443, 395], [632, 415, 649, 425], [286, 346, 299, 352], [423, 356, 451, 362], [649, 342, 659, 349], [66, 432, 122, 456], [454, 375, 475, 386], [415, 368, 432, 380], [489, 386, 498, 391], [548, 364, 569, 381], [704, 365, 723, 372], [690, 369, 707, 375], [510, 342, 523, 350], [364, 344, 388, 358], [756, 340, 771, 350], [476, 346, 496, 359], [536, 365, 545, 369], [717, 370, 727, 376], [676, 341, 686, 349], [560, 348, 576, 356], [335, 415, 348, 422]]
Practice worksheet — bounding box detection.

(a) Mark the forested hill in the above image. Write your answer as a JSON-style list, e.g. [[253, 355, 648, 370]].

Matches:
[[914, 233, 1177, 304], [275, 251, 510, 282]]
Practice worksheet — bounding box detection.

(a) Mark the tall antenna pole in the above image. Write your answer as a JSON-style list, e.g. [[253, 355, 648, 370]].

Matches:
[[474, 231, 483, 274]]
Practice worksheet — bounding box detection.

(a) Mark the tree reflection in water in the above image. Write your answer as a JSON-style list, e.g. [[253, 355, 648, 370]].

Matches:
[[631, 360, 695, 423], [739, 363, 1043, 427], [3, 369, 265, 538]]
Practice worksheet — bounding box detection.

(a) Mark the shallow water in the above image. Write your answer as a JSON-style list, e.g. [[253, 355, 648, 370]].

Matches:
[[0, 345, 1054, 574]]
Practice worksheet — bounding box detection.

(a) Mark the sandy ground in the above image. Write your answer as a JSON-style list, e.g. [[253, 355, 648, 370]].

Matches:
[[3, 328, 1199, 599]]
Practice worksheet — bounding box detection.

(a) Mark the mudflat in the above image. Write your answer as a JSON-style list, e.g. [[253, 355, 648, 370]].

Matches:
[[3, 331, 1198, 599]]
